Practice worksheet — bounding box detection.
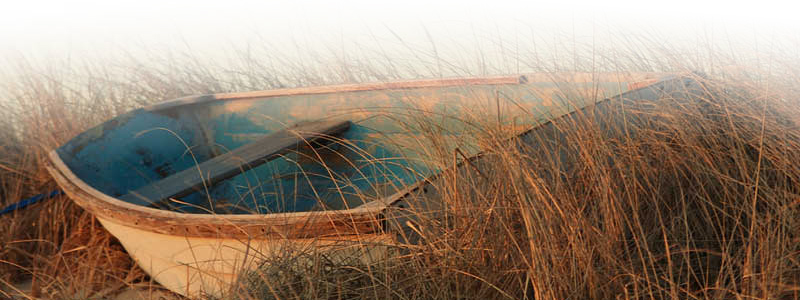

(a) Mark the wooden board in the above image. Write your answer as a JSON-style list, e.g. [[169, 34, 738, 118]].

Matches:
[[120, 120, 351, 207]]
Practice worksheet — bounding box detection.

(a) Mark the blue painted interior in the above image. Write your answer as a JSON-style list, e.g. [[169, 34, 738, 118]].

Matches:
[[56, 107, 426, 214], [55, 81, 637, 214], [171, 124, 425, 214], [57, 109, 211, 198]]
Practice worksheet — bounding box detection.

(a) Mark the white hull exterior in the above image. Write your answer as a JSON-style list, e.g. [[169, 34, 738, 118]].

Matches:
[[96, 216, 392, 297]]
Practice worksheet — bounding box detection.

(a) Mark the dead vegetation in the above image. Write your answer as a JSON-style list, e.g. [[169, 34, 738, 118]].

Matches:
[[2, 33, 800, 299]]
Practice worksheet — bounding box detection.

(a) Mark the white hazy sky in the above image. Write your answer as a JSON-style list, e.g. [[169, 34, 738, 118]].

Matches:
[[0, 0, 798, 60]]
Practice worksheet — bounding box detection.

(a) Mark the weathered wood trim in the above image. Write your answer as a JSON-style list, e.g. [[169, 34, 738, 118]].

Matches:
[[47, 150, 406, 239], [144, 75, 528, 111], [143, 73, 663, 112], [212, 76, 528, 100]]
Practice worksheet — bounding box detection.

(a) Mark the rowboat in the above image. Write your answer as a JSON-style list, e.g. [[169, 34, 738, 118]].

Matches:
[[46, 73, 680, 297]]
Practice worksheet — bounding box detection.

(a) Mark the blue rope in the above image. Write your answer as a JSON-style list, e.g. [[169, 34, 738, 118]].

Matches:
[[0, 190, 63, 216]]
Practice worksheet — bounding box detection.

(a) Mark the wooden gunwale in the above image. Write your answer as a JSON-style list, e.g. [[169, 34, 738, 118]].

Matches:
[[144, 75, 528, 111], [143, 73, 660, 111], [46, 151, 417, 239]]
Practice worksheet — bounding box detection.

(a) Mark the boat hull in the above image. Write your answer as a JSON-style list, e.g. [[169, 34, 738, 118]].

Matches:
[[96, 216, 392, 297], [48, 74, 670, 297]]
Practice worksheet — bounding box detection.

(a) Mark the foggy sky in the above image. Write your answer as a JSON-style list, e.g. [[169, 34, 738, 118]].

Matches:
[[1, 0, 798, 64]]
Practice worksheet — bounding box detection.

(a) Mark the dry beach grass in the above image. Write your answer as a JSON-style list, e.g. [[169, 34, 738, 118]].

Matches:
[[1, 33, 800, 299]]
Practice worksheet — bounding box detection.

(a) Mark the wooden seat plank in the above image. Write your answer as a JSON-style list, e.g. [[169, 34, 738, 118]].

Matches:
[[119, 120, 351, 207]]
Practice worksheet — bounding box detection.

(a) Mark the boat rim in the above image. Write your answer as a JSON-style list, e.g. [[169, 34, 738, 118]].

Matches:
[[48, 150, 430, 239], [47, 73, 666, 239], [143, 72, 662, 111]]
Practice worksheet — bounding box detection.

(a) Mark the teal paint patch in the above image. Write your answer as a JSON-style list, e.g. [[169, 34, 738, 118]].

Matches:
[[182, 124, 428, 214], [57, 109, 209, 198]]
